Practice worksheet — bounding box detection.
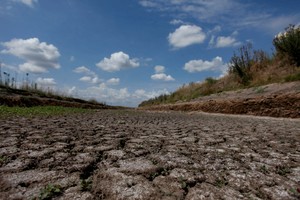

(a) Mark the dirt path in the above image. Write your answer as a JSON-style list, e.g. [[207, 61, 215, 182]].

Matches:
[[1, 110, 300, 199]]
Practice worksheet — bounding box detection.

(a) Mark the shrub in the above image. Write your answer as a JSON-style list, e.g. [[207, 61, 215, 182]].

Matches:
[[205, 77, 217, 85], [273, 24, 300, 67], [38, 184, 62, 200], [228, 43, 253, 85]]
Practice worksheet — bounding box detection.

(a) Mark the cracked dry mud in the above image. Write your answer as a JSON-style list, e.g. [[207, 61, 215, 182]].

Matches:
[[0, 110, 300, 200]]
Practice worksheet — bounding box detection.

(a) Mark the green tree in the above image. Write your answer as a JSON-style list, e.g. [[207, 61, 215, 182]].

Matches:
[[273, 24, 300, 67]]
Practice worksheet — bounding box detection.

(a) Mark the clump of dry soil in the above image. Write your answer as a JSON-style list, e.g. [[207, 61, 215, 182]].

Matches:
[[0, 110, 300, 199]]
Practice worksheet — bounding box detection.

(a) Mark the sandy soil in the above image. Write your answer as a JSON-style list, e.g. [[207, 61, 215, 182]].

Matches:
[[0, 110, 300, 200], [140, 81, 300, 118]]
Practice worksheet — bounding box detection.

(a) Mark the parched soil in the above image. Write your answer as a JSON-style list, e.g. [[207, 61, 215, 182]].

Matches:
[[0, 110, 300, 199], [0, 110, 300, 200], [140, 81, 300, 118]]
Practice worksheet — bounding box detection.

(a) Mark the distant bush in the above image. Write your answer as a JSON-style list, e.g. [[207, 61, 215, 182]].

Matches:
[[273, 24, 300, 67], [284, 72, 300, 82], [228, 43, 253, 85], [205, 77, 217, 85]]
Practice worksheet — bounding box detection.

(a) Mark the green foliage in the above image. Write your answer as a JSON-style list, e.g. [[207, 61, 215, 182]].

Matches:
[[284, 72, 300, 82], [276, 165, 291, 176], [0, 156, 7, 166], [38, 184, 62, 200], [0, 106, 91, 118], [228, 43, 254, 85], [214, 177, 228, 188], [273, 24, 300, 66], [80, 178, 92, 191], [205, 77, 217, 85]]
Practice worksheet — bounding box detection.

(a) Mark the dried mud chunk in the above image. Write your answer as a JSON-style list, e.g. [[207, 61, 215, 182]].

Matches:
[[118, 158, 158, 177], [104, 150, 125, 162], [185, 183, 243, 200], [0, 158, 31, 173], [261, 185, 294, 200], [169, 168, 206, 185], [150, 152, 195, 169], [1, 170, 59, 187], [92, 168, 157, 200], [152, 176, 184, 199]]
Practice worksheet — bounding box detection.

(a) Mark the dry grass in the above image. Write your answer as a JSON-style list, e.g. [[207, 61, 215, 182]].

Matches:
[[139, 55, 300, 107]]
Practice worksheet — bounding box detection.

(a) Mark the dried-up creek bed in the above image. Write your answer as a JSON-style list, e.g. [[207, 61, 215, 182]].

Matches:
[[0, 110, 300, 199]]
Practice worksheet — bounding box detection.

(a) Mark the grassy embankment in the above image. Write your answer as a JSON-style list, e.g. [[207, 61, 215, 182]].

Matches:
[[0, 106, 93, 118], [139, 25, 300, 107]]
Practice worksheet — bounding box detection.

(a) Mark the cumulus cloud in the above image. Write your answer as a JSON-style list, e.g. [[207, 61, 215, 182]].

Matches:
[[36, 77, 56, 86], [184, 56, 226, 74], [151, 73, 175, 81], [73, 66, 93, 75], [1, 38, 60, 74], [170, 19, 185, 25], [96, 51, 139, 72], [79, 76, 92, 82], [154, 65, 165, 73], [168, 25, 206, 48], [151, 65, 175, 81], [66, 84, 170, 107], [13, 0, 38, 7], [214, 36, 241, 48], [73, 66, 100, 84], [132, 88, 169, 100], [74, 84, 131, 105], [79, 76, 99, 84], [107, 78, 120, 85]]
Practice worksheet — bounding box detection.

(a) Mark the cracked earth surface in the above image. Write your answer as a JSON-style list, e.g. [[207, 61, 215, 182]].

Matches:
[[0, 110, 300, 199]]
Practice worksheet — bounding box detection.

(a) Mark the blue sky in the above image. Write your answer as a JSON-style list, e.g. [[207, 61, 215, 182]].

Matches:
[[1, 0, 299, 107]]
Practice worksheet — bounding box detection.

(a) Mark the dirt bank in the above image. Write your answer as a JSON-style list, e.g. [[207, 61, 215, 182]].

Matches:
[[1, 110, 299, 199], [140, 81, 300, 118], [0, 85, 115, 109]]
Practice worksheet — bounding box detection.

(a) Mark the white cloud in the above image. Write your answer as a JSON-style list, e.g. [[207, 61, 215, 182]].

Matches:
[[139, 0, 158, 8], [132, 88, 169, 100], [170, 19, 185, 25], [1, 38, 60, 74], [79, 76, 99, 84], [79, 76, 92, 83], [184, 56, 226, 74], [151, 65, 175, 81], [36, 77, 56, 86], [151, 73, 175, 81], [13, 0, 38, 7], [154, 65, 165, 73], [214, 36, 241, 48], [138, 0, 300, 32], [73, 66, 91, 74], [73, 84, 130, 105], [66, 84, 170, 107], [260, 15, 300, 34], [107, 78, 120, 85], [168, 25, 206, 48], [70, 56, 75, 62], [74, 66, 100, 84], [96, 51, 139, 72]]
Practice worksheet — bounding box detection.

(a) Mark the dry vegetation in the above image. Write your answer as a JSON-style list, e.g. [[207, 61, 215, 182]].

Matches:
[[139, 25, 300, 107]]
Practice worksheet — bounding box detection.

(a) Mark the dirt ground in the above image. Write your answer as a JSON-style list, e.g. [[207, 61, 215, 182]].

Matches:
[[140, 81, 300, 118], [0, 110, 300, 200]]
